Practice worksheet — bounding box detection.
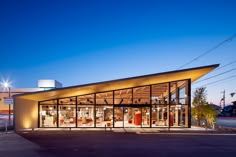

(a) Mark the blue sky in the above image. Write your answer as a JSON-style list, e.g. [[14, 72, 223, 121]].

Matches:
[[0, 0, 236, 105]]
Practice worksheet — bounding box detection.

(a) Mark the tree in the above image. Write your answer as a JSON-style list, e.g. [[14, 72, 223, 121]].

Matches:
[[192, 87, 217, 128], [201, 104, 217, 128], [192, 87, 207, 126]]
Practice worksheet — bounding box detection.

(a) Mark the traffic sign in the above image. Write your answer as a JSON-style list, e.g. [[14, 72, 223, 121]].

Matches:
[[3, 97, 13, 105]]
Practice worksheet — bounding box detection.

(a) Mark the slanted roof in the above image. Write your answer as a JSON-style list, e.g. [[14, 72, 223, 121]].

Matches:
[[15, 64, 219, 101]]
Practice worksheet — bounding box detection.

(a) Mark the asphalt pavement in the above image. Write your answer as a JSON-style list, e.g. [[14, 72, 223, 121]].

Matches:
[[1, 130, 236, 157]]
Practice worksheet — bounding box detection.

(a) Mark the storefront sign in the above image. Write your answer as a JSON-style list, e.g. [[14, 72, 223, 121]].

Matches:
[[4, 97, 13, 105]]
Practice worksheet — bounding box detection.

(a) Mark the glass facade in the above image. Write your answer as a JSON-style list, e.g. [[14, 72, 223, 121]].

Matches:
[[39, 79, 190, 128]]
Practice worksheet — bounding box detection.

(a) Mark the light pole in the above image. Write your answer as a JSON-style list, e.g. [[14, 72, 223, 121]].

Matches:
[[3, 82, 11, 124]]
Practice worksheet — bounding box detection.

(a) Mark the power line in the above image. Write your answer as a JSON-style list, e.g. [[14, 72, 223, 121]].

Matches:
[[193, 67, 236, 84], [193, 74, 236, 89], [214, 60, 236, 71], [177, 34, 236, 69]]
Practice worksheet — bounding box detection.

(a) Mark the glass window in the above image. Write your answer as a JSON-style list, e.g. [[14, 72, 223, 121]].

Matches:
[[114, 88, 132, 105], [95, 105, 113, 127], [171, 80, 189, 105], [142, 107, 150, 127], [151, 83, 169, 105], [38, 79, 190, 129], [124, 107, 142, 127], [170, 105, 188, 127], [77, 94, 94, 105], [39, 105, 57, 127], [114, 107, 123, 127], [96, 92, 113, 104], [152, 105, 169, 127], [59, 97, 76, 105], [179, 88, 185, 105], [170, 82, 178, 104], [77, 105, 94, 127], [178, 80, 189, 105], [133, 86, 150, 104], [58, 105, 76, 127]]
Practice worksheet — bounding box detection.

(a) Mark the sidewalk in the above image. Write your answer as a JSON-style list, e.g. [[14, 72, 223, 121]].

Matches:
[[0, 132, 42, 157], [18, 126, 236, 134]]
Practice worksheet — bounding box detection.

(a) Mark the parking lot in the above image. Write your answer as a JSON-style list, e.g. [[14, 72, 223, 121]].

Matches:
[[1, 131, 233, 157]]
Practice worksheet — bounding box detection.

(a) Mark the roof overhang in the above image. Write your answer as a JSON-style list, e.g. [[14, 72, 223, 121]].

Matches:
[[15, 64, 219, 101]]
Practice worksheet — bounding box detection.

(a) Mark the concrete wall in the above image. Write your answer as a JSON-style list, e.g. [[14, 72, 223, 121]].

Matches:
[[14, 97, 38, 132]]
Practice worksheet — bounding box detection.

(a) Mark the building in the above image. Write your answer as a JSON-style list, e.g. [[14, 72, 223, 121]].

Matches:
[[14, 64, 219, 131], [220, 101, 236, 117], [0, 88, 43, 114], [38, 80, 63, 90], [0, 80, 62, 114]]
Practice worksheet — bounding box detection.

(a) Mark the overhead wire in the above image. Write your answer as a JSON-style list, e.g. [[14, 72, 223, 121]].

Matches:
[[192, 75, 236, 89], [193, 67, 236, 84], [177, 33, 236, 69], [214, 60, 236, 71]]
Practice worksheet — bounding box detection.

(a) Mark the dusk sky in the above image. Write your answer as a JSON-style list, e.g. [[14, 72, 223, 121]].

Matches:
[[0, 0, 236, 105]]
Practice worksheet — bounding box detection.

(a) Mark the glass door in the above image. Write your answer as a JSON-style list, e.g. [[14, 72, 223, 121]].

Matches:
[[142, 107, 150, 127], [114, 107, 124, 127], [124, 107, 142, 127]]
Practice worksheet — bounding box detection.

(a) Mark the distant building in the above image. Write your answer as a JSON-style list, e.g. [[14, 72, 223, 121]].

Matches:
[[0, 88, 43, 114], [38, 80, 63, 90], [0, 80, 62, 114], [220, 102, 236, 117]]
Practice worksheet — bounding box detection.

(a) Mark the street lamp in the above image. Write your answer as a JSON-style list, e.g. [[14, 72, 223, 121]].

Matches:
[[2, 81, 11, 124]]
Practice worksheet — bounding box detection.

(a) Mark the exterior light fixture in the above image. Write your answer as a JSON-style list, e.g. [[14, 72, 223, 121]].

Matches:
[[1, 80, 12, 124], [3, 82, 9, 88]]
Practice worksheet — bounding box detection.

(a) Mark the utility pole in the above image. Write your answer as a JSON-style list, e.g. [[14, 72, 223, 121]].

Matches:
[[221, 90, 225, 108]]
